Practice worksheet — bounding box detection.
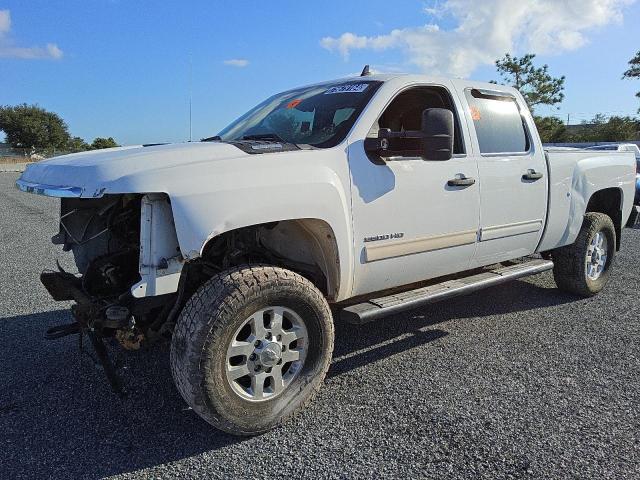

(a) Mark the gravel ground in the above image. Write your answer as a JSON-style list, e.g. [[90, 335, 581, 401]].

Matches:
[[1, 172, 639, 479]]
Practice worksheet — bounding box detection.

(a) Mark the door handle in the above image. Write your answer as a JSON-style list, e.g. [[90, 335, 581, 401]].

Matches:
[[522, 169, 544, 181], [447, 176, 476, 187]]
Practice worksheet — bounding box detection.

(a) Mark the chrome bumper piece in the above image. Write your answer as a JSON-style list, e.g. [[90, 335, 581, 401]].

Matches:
[[15, 179, 82, 198]]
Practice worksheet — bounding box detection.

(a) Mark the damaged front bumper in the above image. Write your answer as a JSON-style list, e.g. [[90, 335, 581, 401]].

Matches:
[[17, 179, 188, 392]]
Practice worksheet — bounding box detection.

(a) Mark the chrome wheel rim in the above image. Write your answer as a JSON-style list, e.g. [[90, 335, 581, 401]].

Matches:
[[225, 306, 308, 402], [586, 231, 608, 281]]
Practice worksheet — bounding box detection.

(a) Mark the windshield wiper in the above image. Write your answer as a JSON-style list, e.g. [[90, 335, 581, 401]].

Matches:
[[241, 133, 287, 143], [202, 135, 222, 142]]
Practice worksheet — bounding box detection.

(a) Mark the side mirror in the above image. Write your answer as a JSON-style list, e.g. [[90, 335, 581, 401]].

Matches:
[[421, 108, 454, 161]]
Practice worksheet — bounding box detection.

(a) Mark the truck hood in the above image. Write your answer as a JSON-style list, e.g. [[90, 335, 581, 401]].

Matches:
[[18, 142, 251, 197]]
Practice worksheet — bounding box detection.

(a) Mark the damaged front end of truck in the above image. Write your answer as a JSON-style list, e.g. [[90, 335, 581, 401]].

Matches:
[[32, 190, 188, 393]]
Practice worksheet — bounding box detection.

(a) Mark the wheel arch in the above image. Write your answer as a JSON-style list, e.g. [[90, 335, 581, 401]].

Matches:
[[200, 218, 342, 301], [585, 187, 623, 250]]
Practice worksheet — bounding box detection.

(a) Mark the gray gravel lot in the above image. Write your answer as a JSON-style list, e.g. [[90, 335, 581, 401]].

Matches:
[[1, 172, 639, 479]]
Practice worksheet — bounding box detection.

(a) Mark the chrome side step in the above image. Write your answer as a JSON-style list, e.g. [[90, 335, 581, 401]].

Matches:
[[341, 259, 554, 324]]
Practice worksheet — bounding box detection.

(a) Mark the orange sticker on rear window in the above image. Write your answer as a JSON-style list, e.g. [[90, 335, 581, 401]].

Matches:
[[286, 99, 302, 109], [470, 106, 481, 121]]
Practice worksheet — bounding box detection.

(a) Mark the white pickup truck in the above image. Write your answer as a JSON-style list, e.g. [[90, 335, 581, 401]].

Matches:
[[16, 71, 639, 435]]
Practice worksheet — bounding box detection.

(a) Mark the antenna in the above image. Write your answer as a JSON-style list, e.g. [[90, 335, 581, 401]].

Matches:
[[189, 53, 193, 142], [360, 64, 371, 77]]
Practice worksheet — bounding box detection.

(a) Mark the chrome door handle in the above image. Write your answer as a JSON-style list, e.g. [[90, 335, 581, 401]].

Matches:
[[522, 169, 544, 181], [447, 176, 476, 187]]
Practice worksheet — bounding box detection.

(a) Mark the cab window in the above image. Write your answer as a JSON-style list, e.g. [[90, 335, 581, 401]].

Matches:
[[368, 86, 465, 157], [465, 89, 529, 154]]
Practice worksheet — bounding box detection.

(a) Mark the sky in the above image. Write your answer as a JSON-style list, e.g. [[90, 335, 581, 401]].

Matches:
[[0, 0, 639, 146]]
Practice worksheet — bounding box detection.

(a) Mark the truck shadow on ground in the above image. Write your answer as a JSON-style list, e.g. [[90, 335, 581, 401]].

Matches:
[[328, 279, 575, 378], [0, 279, 575, 479]]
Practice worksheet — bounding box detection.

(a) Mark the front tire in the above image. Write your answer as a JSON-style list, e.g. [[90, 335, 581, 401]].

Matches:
[[552, 212, 616, 296], [170, 265, 334, 436]]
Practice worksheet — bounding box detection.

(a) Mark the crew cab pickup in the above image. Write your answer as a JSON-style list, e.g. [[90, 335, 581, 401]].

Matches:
[[16, 71, 639, 435]]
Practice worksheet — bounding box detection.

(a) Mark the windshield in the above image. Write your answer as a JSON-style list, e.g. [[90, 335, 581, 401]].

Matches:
[[218, 80, 382, 148]]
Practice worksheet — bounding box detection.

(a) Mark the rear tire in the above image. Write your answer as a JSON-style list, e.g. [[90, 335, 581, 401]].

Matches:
[[170, 265, 334, 436], [552, 212, 616, 296]]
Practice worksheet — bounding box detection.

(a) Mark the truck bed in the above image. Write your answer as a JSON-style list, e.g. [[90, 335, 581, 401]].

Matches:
[[538, 148, 636, 252]]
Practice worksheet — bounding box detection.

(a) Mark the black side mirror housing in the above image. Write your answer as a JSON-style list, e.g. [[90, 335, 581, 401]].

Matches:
[[363, 108, 455, 160], [421, 108, 454, 161]]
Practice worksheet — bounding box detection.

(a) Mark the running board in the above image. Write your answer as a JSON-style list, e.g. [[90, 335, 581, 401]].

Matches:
[[341, 259, 554, 324]]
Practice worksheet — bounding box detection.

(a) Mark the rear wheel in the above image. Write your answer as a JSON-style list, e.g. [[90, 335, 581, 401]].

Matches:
[[552, 212, 616, 296], [170, 265, 334, 436]]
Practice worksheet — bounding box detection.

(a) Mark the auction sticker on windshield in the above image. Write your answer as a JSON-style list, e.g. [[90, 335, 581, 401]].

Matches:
[[324, 83, 369, 95]]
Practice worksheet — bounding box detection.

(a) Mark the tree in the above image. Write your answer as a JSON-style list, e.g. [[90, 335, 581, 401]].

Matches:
[[534, 116, 568, 143], [493, 53, 565, 112], [595, 116, 639, 141], [67, 136, 90, 153], [568, 115, 639, 142], [90, 137, 119, 149], [622, 50, 640, 112], [0, 104, 70, 152]]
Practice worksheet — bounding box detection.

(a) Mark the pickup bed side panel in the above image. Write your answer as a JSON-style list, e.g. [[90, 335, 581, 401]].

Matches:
[[538, 150, 636, 252]]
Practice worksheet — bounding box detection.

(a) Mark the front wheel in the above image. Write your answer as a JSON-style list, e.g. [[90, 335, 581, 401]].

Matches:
[[552, 212, 616, 296], [170, 265, 334, 436]]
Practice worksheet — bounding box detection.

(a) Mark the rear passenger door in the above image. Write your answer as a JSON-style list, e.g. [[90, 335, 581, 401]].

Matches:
[[459, 87, 548, 266]]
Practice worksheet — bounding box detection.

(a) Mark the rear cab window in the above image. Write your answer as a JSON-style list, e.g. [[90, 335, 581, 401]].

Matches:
[[464, 89, 530, 154]]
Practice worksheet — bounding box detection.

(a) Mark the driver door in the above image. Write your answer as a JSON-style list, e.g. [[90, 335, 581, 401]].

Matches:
[[347, 83, 481, 297]]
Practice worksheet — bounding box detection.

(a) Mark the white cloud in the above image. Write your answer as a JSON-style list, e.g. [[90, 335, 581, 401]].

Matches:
[[0, 9, 63, 60], [320, 0, 634, 78], [0, 10, 10, 34], [223, 58, 249, 67]]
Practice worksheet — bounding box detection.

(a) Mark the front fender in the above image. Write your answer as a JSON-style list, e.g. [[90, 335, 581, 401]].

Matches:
[[160, 153, 354, 300]]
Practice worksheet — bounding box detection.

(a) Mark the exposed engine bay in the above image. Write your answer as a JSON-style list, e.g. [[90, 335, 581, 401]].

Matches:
[[42, 193, 186, 354], [55, 194, 142, 298]]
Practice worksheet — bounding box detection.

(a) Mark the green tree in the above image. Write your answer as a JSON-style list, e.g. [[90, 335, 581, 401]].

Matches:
[[591, 115, 639, 141], [622, 50, 640, 112], [569, 115, 639, 142], [534, 116, 568, 143], [90, 137, 119, 149], [0, 104, 70, 152], [67, 136, 90, 153], [493, 53, 565, 112]]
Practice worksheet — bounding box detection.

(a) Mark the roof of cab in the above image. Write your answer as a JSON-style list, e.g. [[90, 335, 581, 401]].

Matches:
[[340, 72, 518, 94], [293, 72, 520, 100]]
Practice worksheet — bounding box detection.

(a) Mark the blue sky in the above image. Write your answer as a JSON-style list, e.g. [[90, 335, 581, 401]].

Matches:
[[1, 0, 639, 145]]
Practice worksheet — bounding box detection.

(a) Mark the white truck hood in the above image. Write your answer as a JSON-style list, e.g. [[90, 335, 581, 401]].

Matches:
[[18, 142, 251, 197]]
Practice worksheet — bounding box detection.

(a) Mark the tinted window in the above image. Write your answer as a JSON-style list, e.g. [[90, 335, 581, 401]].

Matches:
[[465, 89, 529, 154], [371, 86, 465, 156], [218, 81, 382, 148]]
